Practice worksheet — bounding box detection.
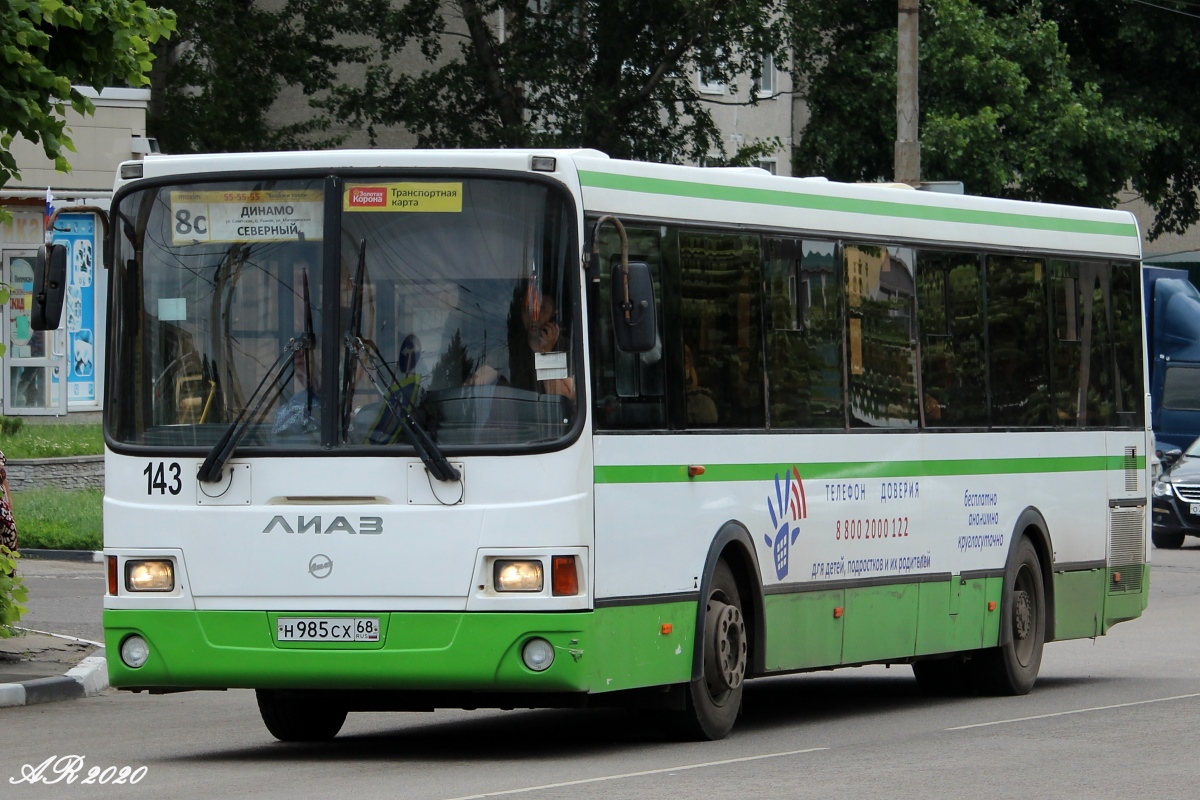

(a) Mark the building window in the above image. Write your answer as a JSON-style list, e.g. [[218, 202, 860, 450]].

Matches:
[[756, 54, 776, 97]]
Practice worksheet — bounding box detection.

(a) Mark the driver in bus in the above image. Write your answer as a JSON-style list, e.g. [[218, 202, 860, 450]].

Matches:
[[465, 282, 574, 402]]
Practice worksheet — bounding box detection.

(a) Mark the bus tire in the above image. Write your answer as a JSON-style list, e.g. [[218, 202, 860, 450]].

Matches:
[[256, 689, 347, 742], [675, 560, 747, 740], [971, 537, 1045, 696], [1152, 529, 1186, 549]]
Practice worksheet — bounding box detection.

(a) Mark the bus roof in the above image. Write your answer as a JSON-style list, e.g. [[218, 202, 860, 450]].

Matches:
[[119, 148, 1142, 260]]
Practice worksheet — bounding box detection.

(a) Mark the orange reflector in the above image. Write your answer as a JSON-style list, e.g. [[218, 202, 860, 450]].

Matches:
[[660, 623, 673, 635], [833, 607, 844, 618], [687, 465, 706, 478], [1113, 571, 1122, 583], [987, 601, 997, 611], [551, 556, 579, 596], [107, 556, 118, 596]]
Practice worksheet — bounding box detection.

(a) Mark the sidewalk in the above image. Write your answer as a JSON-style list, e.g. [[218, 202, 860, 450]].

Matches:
[[2, 551, 110, 708], [0, 630, 108, 707]]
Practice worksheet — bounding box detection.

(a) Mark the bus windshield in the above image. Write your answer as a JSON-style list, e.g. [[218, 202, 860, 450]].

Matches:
[[108, 175, 578, 452]]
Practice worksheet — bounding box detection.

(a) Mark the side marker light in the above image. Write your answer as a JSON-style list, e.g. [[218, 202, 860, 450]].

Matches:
[[660, 623, 673, 635], [833, 607, 844, 618], [988, 601, 997, 611]]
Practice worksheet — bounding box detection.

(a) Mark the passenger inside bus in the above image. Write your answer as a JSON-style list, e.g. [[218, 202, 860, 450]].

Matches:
[[465, 282, 574, 402]]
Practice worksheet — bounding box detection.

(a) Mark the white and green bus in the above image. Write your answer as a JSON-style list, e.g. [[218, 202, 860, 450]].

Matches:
[[35, 149, 1149, 740]]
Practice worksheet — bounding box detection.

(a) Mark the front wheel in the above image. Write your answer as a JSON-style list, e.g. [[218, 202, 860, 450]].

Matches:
[[970, 537, 1045, 695], [1152, 529, 1186, 549], [674, 560, 747, 740], [256, 689, 347, 742]]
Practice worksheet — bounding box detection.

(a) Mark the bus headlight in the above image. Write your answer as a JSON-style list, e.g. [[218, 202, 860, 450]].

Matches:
[[522, 638, 555, 671], [120, 635, 150, 668], [125, 560, 175, 592], [494, 560, 543, 592]]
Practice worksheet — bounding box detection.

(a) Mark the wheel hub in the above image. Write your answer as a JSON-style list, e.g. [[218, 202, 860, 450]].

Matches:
[[1013, 589, 1032, 641], [705, 599, 747, 694]]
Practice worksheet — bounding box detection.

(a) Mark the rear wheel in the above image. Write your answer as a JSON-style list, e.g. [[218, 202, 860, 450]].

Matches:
[[256, 689, 347, 742], [970, 537, 1045, 695], [1152, 529, 1186, 549], [674, 560, 747, 740]]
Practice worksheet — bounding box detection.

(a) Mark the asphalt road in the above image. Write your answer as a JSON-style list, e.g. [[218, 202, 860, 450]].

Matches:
[[5, 545, 1200, 799]]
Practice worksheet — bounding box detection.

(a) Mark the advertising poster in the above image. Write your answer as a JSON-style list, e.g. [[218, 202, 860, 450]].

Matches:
[[52, 213, 96, 403]]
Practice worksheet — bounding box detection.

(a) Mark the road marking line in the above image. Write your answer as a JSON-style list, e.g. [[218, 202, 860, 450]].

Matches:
[[948, 692, 1200, 730], [441, 747, 829, 800]]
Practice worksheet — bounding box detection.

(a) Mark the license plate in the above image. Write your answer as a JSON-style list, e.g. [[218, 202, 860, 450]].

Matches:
[[276, 617, 380, 642], [1191, 504, 1200, 516]]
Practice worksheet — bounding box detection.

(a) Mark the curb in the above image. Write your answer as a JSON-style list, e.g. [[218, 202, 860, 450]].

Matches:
[[0, 629, 108, 708], [0, 654, 107, 708], [16, 549, 104, 563]]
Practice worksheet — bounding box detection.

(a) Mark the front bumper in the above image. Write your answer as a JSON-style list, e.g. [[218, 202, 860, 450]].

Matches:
[[104, 605, 695, 695], [1152, 493, 1200, 535]]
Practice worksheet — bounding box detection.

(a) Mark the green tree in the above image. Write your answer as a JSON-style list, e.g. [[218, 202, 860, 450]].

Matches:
[[147, 0, 364, 153], [788, 0, 1165, 212], [325, 0, 788, 164], [1044, 0, 1200, 238], [0, 0, 176, 193]]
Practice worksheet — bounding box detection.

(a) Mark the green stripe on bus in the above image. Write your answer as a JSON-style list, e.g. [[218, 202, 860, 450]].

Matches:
[[594, 455, 1146, 484], [578, 171, 1139, 239]]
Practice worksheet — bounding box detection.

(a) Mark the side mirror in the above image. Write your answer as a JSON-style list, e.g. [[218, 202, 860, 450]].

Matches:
[[610, 261, 657, 353], [32, 243, 68, 331], [1161, 448, 1184, 471]]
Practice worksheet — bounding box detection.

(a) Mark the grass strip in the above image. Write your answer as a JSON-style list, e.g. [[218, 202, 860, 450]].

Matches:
[[0, 423, 103, 459], [11, 487, 103, 551]]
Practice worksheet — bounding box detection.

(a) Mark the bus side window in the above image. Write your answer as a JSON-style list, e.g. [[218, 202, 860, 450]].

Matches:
[[677, 230, 765, 429], [987, 255, 1052, 427], [844, 243, 919, 429], [916, 250, 987, 428], [765, 238, 844, 429], [592, 225, 666, 430]]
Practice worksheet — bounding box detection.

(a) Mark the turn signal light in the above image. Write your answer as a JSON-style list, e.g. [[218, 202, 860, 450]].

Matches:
[[107, 556, 118, 596], [551, 556, 579, 596]]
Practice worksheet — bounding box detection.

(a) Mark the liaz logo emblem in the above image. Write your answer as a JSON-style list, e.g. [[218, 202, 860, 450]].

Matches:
[[263, 516, 382, 535], [308, 554, 333, 579], [764, 466, 807, 580]]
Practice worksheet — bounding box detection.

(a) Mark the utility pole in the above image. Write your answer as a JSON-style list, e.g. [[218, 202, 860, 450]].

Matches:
[[895, 0, 920, 185]]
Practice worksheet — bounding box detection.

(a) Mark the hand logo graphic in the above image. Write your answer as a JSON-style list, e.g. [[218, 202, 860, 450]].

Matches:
[[764, 466, 807, 580]]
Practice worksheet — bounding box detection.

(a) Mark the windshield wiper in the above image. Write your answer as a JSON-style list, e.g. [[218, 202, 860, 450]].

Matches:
[[346, 335, 460, 483], [198, 336, 309, 483], [341, 239, 459, 483]]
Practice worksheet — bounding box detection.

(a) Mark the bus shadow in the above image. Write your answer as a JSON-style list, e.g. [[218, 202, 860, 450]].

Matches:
[[179, 671, 1115, 764]]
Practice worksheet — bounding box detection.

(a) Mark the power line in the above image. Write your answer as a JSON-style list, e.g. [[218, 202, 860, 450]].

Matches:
[[1130, 0, 1200, 22]]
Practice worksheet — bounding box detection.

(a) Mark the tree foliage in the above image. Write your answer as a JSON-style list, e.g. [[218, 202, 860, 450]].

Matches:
[[0, 547, 27, 637], [147, 0, 365, 153], [324, 0, 788, 163], [1043, 0, 1200, 237], [0, 0, 176, 188], [788, 0, 1165, 214]]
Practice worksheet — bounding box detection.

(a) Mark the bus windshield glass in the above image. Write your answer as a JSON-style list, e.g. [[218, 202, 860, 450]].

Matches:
[[108, 176, 577, 451]]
